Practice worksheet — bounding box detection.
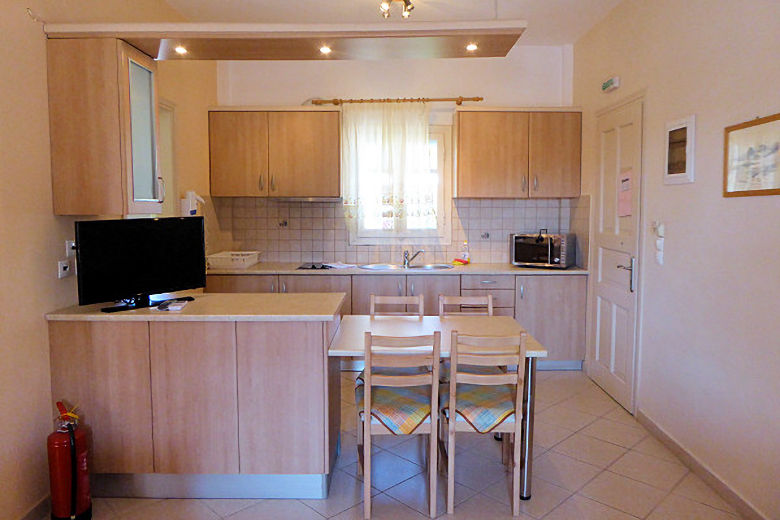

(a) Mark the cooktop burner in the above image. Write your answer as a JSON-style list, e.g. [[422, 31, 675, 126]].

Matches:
[[297, 263, 333, 270]]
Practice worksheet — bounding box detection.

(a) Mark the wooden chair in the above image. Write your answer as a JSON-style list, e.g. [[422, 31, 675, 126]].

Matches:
[[357, 331, 441, 519], [441, 330, 526, 516], [370, 294, 424, 317], [438, 294, 494, 317]]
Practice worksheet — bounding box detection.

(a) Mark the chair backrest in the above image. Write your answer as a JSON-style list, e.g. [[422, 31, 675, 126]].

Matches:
[[439, 294, 494, 317], [448, 330, 526, 419], [364, 331, 442, 388], [370, 294, 424, 317]]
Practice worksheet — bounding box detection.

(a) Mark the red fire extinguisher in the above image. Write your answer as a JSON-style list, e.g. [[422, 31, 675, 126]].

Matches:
[[47, 401, 92, 520]]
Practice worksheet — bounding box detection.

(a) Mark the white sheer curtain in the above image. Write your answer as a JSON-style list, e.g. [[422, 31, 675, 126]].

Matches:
[[341, 102, 436, 238]]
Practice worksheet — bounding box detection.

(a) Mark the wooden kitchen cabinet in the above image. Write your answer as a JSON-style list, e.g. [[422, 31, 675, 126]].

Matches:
[[206, 274, 279, 293], [529, 112, 582, 198], [352, 275, 407, 314], [209, 111, 269, 196], [150, 322, 239, 473], [407, 275, 461, 315], [456, 111, 530, 198], [278, 275, 352, 314], [48, 38, 163, 215], [48, 322, 154, 474], [268, 111, 341, 197], [515, 275, 587, 361]]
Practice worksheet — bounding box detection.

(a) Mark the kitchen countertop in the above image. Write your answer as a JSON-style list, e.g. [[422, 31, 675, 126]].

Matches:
[[208, 262, 589, 276], [46, 292, 346, 322]]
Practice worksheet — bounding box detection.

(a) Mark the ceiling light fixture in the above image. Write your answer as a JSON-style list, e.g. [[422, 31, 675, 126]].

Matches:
[[174, 45, 188, 55], [466, 43, 478, 52], [319, 45, 332, 55], [379, 0, 414, 19]]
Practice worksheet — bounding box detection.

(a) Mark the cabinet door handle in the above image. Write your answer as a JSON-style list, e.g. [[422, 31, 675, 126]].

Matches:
[[480, 280, 497, 285], [270, 281, 275, 292], [522, 176, 528, 192], [158, 177, 166, 203], [410, 282, 415, 295], [533, 176, 539, 192], [281, 281, 287, 293], [520, 284, 525, 300], [259, 174, 265, 191], [397, 281, 402, 296], [270, 174, 276, 192]]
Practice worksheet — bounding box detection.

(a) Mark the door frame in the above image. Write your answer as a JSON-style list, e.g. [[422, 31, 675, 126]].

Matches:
[[585, 90, 646, 414]]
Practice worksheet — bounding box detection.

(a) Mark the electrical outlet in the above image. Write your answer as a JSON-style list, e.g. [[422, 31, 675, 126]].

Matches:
[[65, 240, 76, 257], [57, 258, 74, 279]]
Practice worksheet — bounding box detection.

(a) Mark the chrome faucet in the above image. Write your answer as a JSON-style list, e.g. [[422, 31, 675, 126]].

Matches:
[[403, 249, 424, 268]]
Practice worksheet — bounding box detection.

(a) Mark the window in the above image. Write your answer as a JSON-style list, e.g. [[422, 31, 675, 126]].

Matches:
[[342, 103, 452, 245]]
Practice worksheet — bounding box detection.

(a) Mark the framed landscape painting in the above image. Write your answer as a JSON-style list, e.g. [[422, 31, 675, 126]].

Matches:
[[723, 112, 780, 197]]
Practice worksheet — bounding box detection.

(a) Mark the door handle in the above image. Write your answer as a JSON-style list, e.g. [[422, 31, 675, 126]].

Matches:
[[259, 173, 265, 191], [616, 257, 636, 293], [480, 280, 497, 285], [281, 281, 287, 293], [520, 284, 524, 300], [410, 282, 415, 295], [533, 176, 539, 192], [397, 281, 402, 296], [522, 176, 528, 192], [270, 174, 276, 192], [158, 177, 166, 203], [270, 281, 275, 292]]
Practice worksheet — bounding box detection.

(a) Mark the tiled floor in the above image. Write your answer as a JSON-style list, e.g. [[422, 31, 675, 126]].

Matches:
[[55, 371, 742, 520]]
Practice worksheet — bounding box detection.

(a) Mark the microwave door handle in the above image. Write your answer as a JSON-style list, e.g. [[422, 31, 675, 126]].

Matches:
[[548, 239, 553, 264]]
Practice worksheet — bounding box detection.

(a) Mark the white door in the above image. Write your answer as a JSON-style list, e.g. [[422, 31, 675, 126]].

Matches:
[[588, 98, 643, 411]]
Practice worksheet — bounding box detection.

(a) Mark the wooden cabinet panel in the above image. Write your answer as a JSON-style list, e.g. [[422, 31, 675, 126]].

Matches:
[[206, 274, 278, 293], [461, 275, 516, 290], [407, 275, 460, 315], [268, 111, 340, 197], [209, 111, 269, 196], [236, 322, 327, 473], [529, 112, 582, 198], [457, 112, 529, 198], [278, 275, 352, 314], [150, 322, 239, 473], [515, 275, 587, 361], [461, 288, 515, 308], [49, 322, 153, 474], [352, 275, 407, 315]]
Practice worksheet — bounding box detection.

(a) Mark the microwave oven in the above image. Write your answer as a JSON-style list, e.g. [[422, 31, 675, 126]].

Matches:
[[511, 232, 576, 269]]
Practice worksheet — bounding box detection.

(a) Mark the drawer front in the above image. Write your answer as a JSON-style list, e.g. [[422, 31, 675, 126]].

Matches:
[[461, 275, 515, 290], [461, 288, 515, 308], [492, 307, 516, 317]]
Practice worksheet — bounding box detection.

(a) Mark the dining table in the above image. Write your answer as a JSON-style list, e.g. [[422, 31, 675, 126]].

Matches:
[[328, 314, 548, 500]]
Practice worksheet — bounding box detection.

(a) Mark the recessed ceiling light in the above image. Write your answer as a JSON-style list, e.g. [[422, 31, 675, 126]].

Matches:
[[320, 46, 332, 55], [466, 43, 478, 52], [174, 45, 188, 55]]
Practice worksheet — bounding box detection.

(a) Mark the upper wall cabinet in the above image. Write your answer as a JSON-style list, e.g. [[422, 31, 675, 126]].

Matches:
[[528, 112, 582, 198], [209, 110, 340, 198], [456, 110, 581, 199], [48, 39, 163, 215]]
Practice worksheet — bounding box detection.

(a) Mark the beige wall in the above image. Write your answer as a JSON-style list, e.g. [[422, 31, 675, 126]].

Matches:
[[0, 1, 184, 518], [574, 1, 780, 518]]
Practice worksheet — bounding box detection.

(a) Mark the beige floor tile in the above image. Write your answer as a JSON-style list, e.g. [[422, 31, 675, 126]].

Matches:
[[333, 493, 429, 520], [672, 473, 737, 514], [383, 435, 431, 466], [632, 435, 680, 464], [647, 493, 738, 520], [341, 404, 357, 433], [608, 451, 688, 491], [384, 470, 477, 517], [544, 494, 641, 520], [537, 402, 599, 432], [371, 432, 412, 450], [532, 420, 575, 449], [437, 492, 535, 520], [552, 432, 627, 468], [341, 450, 424, 491], [482, 475, 572, 518], [453, 431, 504, 462], [115, 499, 219, 520], [102, 498, 163, 516], [450, 450, 511, 492], [91, 498, 116, 520], [200, 498, 263, 517], [335, 432, 365, 469], [580, 471, 666, 518], [226, 500, 325, 520], [301, 469, 376, 518], [580, 418, 647, 448], [601, 407, 642, 428], [532, 451, 601, 492], [559, 390, 619, 416]]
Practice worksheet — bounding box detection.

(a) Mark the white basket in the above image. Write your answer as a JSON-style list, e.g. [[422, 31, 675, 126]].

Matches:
[[207, 251, 261, 270]]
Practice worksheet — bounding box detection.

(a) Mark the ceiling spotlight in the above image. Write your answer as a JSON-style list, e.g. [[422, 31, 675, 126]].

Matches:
[[402, 6, 410, 18], [403, 0, 414, 11], [379, 0, 413, 19], [380, 0, 390, 12], [319, 45, 332, 55], [174, 45, 188, 55], [466, 43, 478, 52]]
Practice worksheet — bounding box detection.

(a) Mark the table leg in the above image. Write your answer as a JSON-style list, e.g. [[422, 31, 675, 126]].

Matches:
[[519, 357, 537, 500]]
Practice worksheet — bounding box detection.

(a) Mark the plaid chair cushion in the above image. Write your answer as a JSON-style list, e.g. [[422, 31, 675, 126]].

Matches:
[[355, 384, 432, 435], [441, 383, 517, 433]]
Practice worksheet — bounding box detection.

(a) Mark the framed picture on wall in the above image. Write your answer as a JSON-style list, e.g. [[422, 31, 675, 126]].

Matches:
[[723, 112, 780, 197], [664, 115, 695, 184]]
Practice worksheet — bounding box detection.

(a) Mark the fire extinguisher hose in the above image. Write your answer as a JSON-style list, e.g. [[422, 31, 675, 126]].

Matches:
[[67, 423, 77, 520]]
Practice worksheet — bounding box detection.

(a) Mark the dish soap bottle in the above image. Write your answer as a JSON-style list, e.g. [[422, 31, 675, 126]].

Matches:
[[453, 241, 471, 265]]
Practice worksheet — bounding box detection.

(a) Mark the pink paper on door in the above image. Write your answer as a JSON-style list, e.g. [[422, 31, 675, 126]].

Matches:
[[618, 168, 632, 217]]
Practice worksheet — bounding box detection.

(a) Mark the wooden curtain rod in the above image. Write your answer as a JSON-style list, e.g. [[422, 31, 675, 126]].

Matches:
[[311, 96, 483, 106]]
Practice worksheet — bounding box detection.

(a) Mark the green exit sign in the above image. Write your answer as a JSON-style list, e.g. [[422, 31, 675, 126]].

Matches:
[[602, 76, 620, 92]]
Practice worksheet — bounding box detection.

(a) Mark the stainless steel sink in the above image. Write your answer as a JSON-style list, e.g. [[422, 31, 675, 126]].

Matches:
[[359, 263, 405, 270], [407, 263, 454, 270]]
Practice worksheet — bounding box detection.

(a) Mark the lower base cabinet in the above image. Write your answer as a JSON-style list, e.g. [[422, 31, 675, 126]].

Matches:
[[515, 275, 587, 361], [407, 275, 460, 315]]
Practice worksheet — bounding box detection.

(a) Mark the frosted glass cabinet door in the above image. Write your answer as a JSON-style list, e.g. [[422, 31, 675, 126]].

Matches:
[[128, 60, 160, 204]]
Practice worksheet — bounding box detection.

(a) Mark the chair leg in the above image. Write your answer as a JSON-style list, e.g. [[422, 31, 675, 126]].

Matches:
[[364, 422, 372, 520], [428, 430, 437, 518], [501, 432, 511, 467], [512, 431, 521, 516], [357, 415, 364, 476], [447, 422, 455, 515]]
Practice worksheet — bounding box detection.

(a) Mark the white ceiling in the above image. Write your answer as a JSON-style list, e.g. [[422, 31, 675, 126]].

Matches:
[[162, 0, 622, 45]]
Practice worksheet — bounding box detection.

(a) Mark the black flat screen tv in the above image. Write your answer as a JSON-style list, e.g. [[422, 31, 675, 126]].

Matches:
[[75, 217, 206, 311]]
